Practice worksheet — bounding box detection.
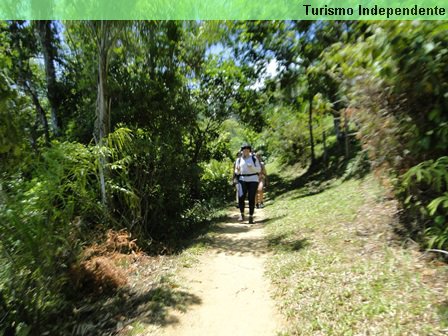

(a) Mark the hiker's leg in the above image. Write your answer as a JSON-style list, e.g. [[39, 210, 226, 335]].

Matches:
[[257, 180, 264, 205], [235, 187, 239, 207], [258, 180, 264, 205], [247, 182, 258, 216], [238, 181, 248, 214]]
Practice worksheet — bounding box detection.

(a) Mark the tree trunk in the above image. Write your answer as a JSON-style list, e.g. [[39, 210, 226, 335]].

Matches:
[[35, 20, 61, 136], [333, 113, 342, 140], [25, 82, 50, 146], [95, 36, 110, 142], [322, 130, 327, 167], [344, 109, 349, 158], [92, 20, 115, 206], [308, 95, 315, 166], [189, 127, 204, 200]]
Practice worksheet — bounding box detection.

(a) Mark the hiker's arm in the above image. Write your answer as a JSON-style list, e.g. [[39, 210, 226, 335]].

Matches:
[[234, 160, 240, 174]]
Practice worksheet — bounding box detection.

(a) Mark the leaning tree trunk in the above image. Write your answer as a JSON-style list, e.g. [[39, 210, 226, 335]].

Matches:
[[24, 81, 50, 146], [35, 20, 61, 136]]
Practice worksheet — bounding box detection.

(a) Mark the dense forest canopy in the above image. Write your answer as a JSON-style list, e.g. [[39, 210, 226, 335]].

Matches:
[[0, 20, 447, 334]]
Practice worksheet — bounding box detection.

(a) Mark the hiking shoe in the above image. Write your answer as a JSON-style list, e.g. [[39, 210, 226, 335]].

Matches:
[[238, 214, 245, 221], [249, 216, 254, 224], [256, 203, 259, 209]]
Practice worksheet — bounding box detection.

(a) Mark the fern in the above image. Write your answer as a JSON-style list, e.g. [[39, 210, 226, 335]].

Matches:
[[428, 193, 448, 216], [402, 156, 448, 192], [402, 156, 448, 250], [425, 221, 448, 250]]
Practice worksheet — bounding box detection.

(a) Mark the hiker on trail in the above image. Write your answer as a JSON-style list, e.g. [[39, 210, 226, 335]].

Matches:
[[234, 143, 261, 224], [256, 152, 268, 209]]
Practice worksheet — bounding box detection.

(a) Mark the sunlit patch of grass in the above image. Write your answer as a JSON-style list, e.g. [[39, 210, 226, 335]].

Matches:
[[122, 321, 148, 335], [265, 175, 446, 335], [438, 302, 448, 328], [177, 241, 209, 268]]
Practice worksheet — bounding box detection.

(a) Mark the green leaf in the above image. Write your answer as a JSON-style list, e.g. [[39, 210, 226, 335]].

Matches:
[[435, 216, 446, 226], [427, 235, 438, 249], [430, 23, 448, 37], [437, 237, 448, 250], [428, 109, 440, 122], [428, 195, 448, 216]]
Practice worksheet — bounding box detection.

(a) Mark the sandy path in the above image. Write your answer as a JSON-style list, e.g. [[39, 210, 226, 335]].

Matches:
[[160, 209, 283, 336]]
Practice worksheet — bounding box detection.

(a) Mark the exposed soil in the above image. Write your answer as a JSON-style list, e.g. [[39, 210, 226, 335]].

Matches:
[[158, 208, 284, 336]]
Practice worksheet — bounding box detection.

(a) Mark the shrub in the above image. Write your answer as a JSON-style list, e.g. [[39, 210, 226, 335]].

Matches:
[[0, 141, 102, 331], [401, 157, 448, 249]]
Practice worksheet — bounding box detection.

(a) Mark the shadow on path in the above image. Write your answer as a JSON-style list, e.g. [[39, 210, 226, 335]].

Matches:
[[267, 233, 310, 252], [70, 279, 201, 335], [190, 211, 307, 257], [203, 233, 270, 256]]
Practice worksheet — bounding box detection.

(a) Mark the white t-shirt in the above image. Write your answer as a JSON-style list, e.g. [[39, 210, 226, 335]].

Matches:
[[235, 155, 261, 183]]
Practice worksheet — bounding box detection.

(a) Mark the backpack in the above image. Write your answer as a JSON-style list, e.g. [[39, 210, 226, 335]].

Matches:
[[252, 154, 257, 166]]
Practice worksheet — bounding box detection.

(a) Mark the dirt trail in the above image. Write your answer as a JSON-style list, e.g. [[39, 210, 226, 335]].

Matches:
[[160, 209, 283, 336]]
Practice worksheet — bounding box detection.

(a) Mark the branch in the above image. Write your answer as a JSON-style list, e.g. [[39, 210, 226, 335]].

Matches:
[[426, 249, 448, 256]]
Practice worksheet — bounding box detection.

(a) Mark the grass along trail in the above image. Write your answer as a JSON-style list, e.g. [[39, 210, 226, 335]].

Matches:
[[264, 171, 447, 335]]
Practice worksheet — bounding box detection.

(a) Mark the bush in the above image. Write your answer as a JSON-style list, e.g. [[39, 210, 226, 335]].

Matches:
[[401, 157, 448, 250], [200, 159, 234, 201], [324, 21, 448, 249], [0, 141, 102, 331]]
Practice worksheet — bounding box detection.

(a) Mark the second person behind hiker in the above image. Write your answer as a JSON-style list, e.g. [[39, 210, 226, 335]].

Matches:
[[256, 152, 268, 208], [235, 143, 261, 224]]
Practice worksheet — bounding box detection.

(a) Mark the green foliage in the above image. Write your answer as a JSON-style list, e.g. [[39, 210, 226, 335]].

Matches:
[[402, 157, 448, 249], [0, 125, 206, 329], [199, 159, 234, 201], [234, 21, 348, 166], [0, 71, 33, 170], [402, 157, 448, 196], [0, 141, 102, 330], [264, 104, 310, 165], [0, 20, 242, 332], [322, 21, 448, 249], [106, 127, 193, 242], [341, 150, 371, 181], [0, 25, 35, 171], [264, 102, 335, 166]]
